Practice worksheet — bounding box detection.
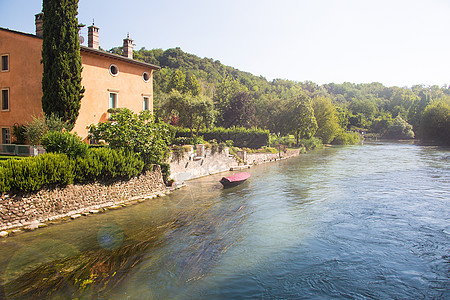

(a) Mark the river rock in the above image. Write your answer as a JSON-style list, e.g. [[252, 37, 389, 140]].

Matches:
[[0, 231, 8, 238]]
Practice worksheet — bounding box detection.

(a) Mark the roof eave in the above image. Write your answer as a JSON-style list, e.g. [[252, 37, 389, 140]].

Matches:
[[80, 46, 161, 70]]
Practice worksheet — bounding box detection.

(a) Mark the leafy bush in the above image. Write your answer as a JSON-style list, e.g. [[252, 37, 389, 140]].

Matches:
[[174, 126, 269, 149], [225, 140, 234, 147], [172, 135, 205, 146], [12, 124, 27, 144], [331, 130, 360, 145], [382, 115, 415, 140], [89, 109, 172, 170], [269, 134, 295, 147], [299, 137, 324, 150], [419, 100, 450, 145], [25, 114, 72, 145], [171, 145, 185, 162], [210, 141, 219, 154], [41, 131, 88, 158], [159, 162, 171, 185]]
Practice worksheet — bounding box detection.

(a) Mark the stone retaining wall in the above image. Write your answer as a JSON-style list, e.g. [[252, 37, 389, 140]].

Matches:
[[170, 148, 238, 184], [0, 166, 167, 231], [246, 149, 301, 165], [170, 147, 302, 184]]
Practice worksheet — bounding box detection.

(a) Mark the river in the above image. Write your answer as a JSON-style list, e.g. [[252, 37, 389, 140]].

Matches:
[[0, 142, 449, 299]]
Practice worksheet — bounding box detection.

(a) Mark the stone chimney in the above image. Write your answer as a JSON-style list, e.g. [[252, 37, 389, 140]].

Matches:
[[123, 33, 133, 59], [88, 23, 99, 49], [35, 13, 43, 38]]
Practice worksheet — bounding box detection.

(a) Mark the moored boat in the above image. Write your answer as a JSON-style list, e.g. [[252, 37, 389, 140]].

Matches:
[[219, 172, 250, 188]]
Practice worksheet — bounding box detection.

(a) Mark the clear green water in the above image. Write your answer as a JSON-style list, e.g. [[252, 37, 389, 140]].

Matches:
[[0, 142, 449, 299]]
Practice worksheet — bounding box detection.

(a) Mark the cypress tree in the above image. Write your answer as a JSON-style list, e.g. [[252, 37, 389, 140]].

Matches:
[[41, 0, 84, 130]]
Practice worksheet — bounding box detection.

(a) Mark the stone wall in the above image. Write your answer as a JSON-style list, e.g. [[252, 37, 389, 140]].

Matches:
[[0, 166, 167, 231], [170, 147, 301, 184], [170, 148, 238, 184], [246, 148, 301, 165]]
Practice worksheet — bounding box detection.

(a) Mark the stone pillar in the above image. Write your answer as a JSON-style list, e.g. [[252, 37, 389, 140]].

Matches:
[[196, 144, 205, 157], [236, 151, 247, 164]]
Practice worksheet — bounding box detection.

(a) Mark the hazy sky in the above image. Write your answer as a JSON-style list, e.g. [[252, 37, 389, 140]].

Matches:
[[1, 0, 449, 87]]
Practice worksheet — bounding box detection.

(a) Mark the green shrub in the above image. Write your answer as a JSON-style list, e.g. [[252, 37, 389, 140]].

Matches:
[[174, 126, 269, 149], [171, 145, 185, 162], [0, 153, 74, 192], [74, 148, 143, 182], [269, 134, 295, 147], [0, 149, 144, 193], [299, 137, 324, 150], [331, 130, 360, 145], [12, 124, 27, 144], [218, 142, 227, 153], [159, 162, 171, 185], [210, 141, 219, 154], [172, 135, 205, 146], [41, 131, 88, 158]]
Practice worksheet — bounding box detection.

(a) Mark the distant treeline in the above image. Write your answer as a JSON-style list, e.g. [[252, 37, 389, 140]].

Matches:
[[110, 46, 450, 145]]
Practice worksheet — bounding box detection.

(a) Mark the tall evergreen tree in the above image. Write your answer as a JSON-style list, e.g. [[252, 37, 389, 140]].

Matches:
[[41, 0, 84, 130]]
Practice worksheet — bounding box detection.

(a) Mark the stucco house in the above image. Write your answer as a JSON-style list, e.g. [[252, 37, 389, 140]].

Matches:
[[0, 13, 160, 144]]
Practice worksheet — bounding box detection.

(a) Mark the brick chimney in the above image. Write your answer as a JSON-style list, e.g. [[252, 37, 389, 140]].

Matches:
[[35, 13, 43, 38], [88, 23, 99, 49], [123, 33, 133, 59]]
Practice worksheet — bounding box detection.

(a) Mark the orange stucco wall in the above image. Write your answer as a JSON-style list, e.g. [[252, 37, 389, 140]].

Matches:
[[0, 28, 155, 142], [74, 52, 154, 139], [0, 29, 44, 139]]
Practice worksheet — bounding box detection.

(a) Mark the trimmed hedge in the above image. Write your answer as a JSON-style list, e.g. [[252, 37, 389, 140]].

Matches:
[[0, 148, 144, 193], [74, 148, 144, 183], [175, 126, 269, 149], [0, 153, 74, 192]]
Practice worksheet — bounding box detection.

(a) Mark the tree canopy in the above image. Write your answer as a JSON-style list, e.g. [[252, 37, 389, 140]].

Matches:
[[115, 46, 450, 145]]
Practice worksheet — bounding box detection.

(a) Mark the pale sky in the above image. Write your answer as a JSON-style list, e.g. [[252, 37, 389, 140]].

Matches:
[[1, 0, 449, 87]]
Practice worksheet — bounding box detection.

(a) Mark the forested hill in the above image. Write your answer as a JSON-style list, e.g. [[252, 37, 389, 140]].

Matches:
[[132, 47, 272, 97], [109, 46, 450, 145]]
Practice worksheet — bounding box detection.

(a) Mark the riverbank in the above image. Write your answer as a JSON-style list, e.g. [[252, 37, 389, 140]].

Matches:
[[0, 166, 170, 236], [0, 147, 302, 236], [170, 146, 302, 184]]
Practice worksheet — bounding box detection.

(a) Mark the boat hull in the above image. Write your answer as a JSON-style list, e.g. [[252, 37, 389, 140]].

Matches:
[[220, 172, 250, 188]]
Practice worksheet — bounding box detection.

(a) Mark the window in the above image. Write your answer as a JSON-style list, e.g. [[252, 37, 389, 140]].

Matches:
[[143, 97, 149, 111], [1, 89, 9, 111], [109, 92, 117, 109], [2, 128, 10, 144], [143, 72, 150, 82], [109, 64, 119, 76], [1, 55, 8, 71]]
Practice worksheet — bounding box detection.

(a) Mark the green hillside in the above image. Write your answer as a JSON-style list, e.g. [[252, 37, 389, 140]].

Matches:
[[111, 46, 450, 145]]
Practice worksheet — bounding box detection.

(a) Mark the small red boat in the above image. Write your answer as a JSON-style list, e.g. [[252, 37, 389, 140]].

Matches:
[[220, 172, 250, 188]]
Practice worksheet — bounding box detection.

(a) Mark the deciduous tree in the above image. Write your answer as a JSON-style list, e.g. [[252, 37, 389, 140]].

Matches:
[[312, 96, 340, 143], [163, 90, 215, 136], [419, 100, 450, 145]]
